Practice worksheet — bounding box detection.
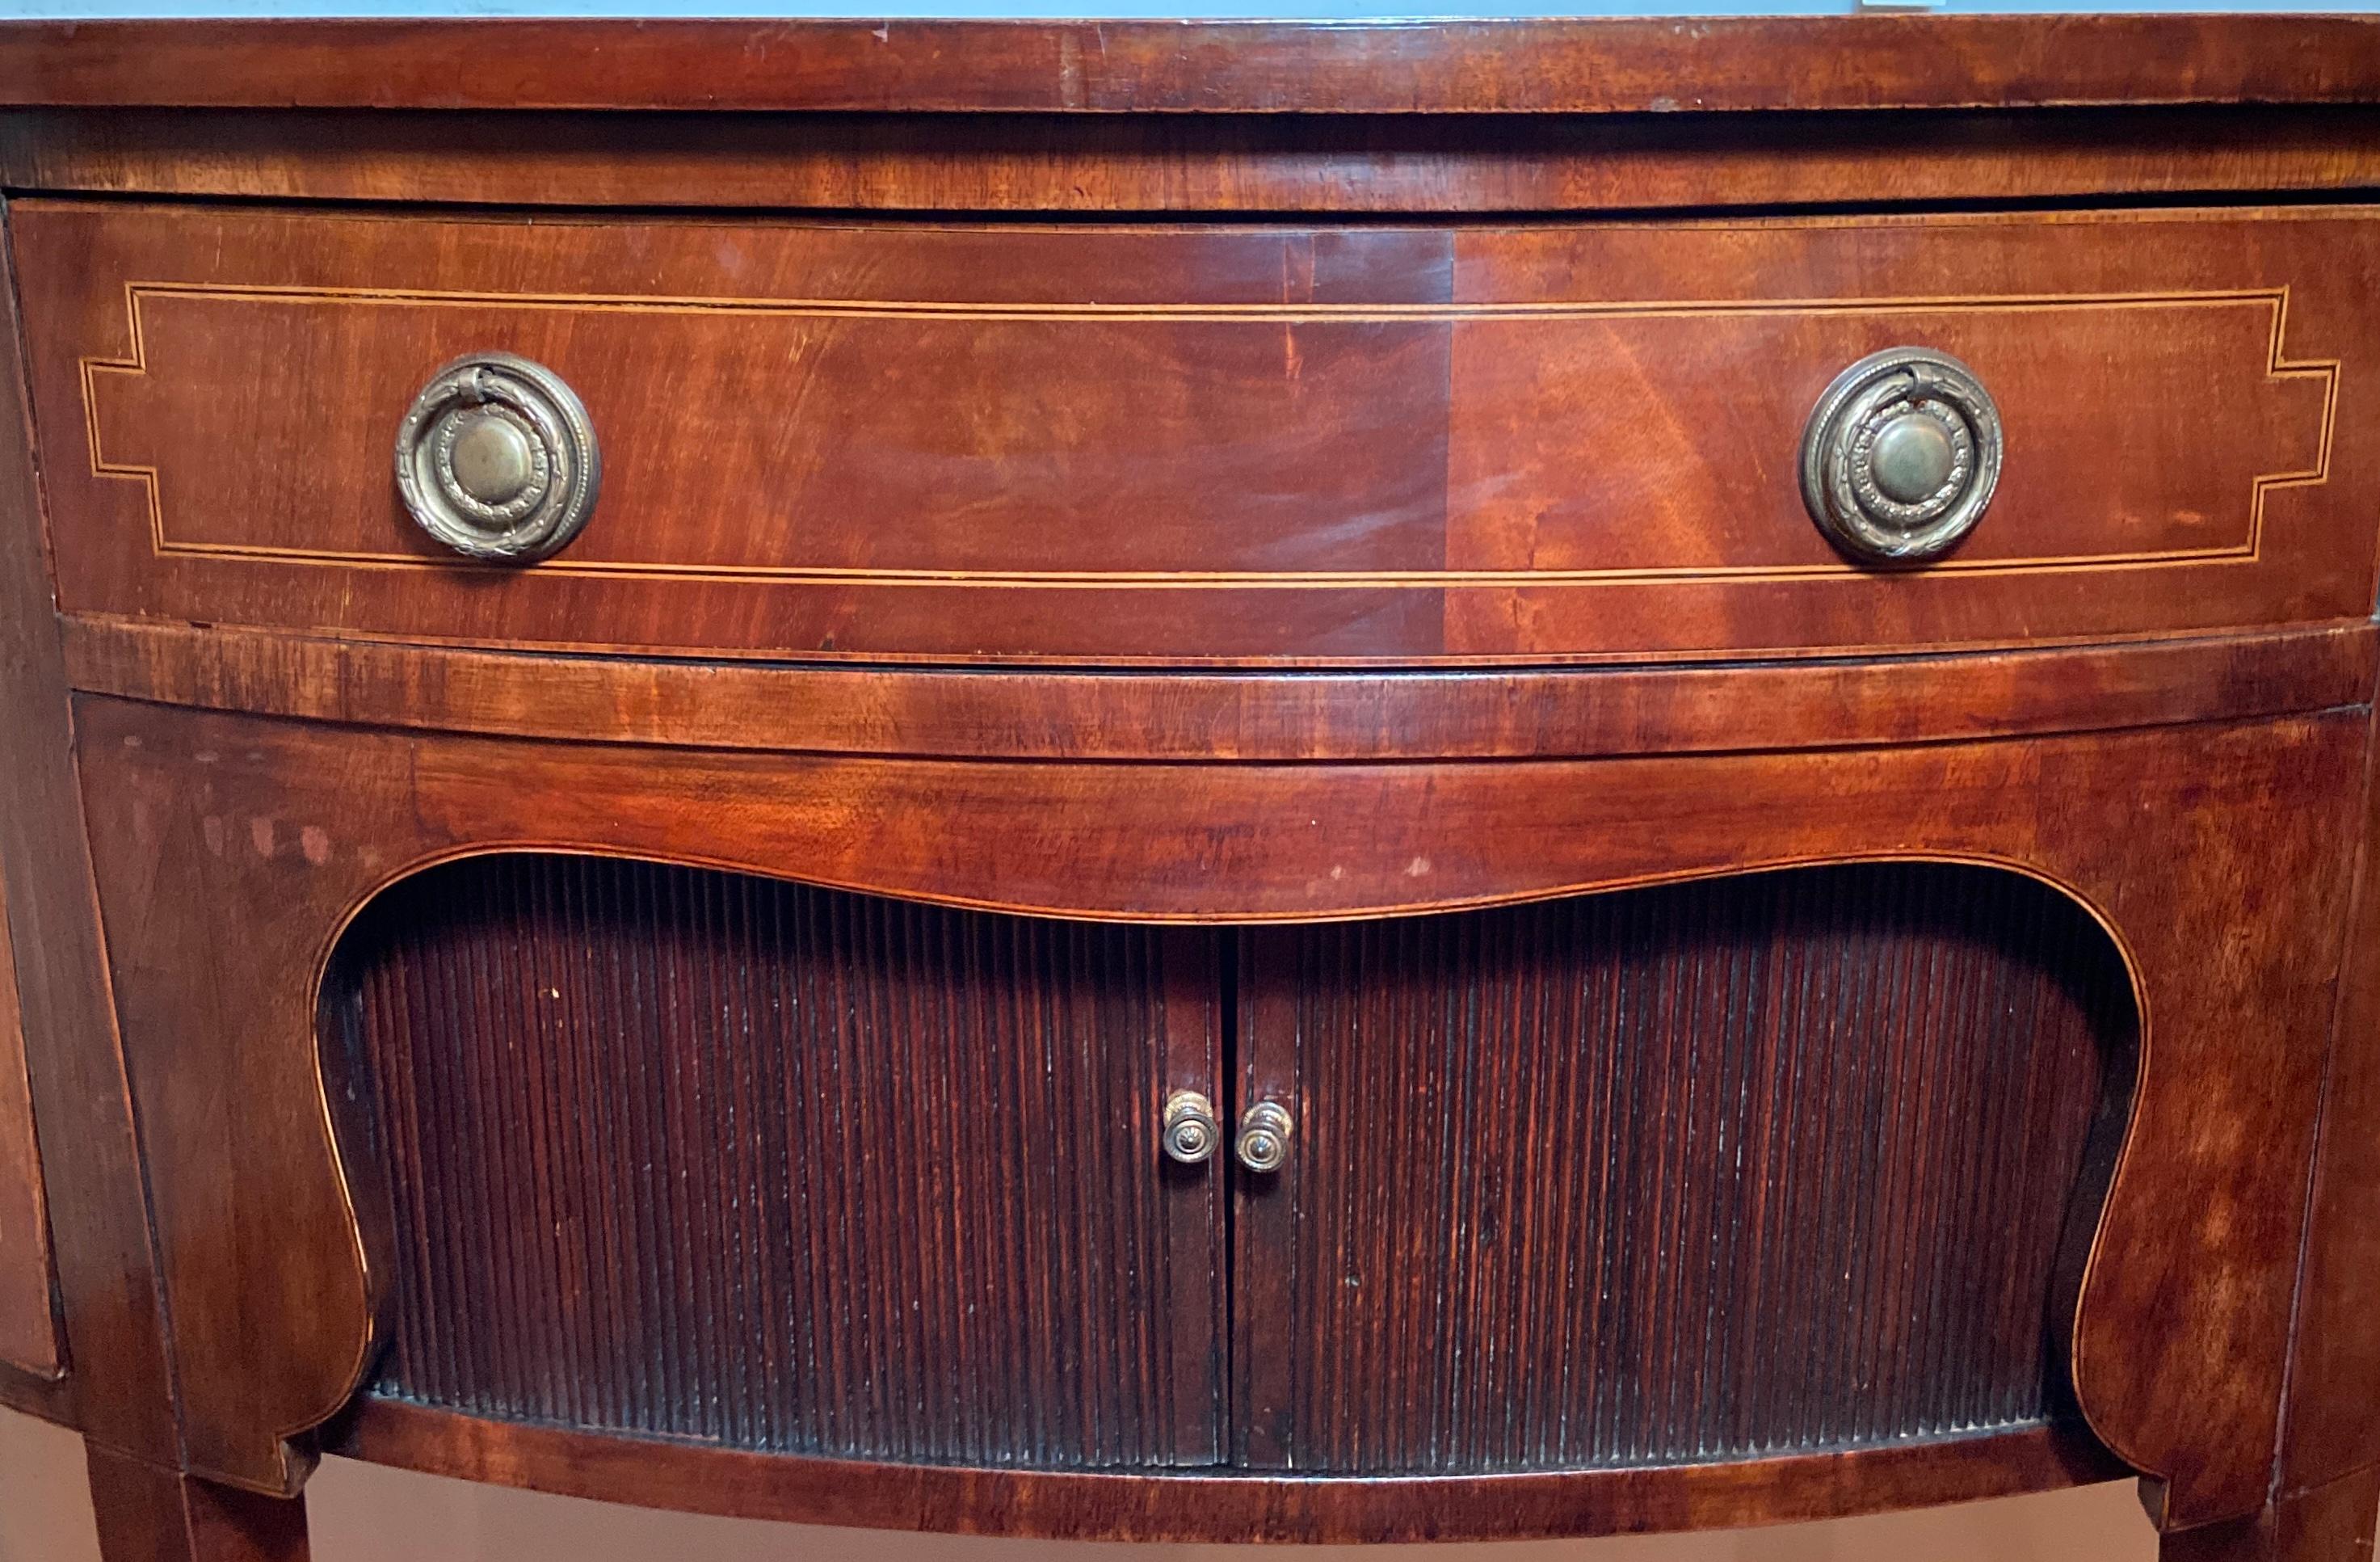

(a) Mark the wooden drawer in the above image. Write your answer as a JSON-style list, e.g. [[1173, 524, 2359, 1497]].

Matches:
[[16, 201, 2374, 664]]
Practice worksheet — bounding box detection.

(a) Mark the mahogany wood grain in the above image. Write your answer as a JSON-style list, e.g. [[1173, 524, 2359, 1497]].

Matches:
[[331, 1396, 2126, 1544], [0, 870, 61, 1381], [85, 1446, 309, 1562], [334, 855, 1227, 1469], [327, 855, 2115, 1488], [15, 106, 2380, 215], [1231, 868, 2130, 1476], [2277, 685, 2380, 1499], [63, 696, 2363, 1526], [2159, 1465, 2380, 1562], [2271, 1470, 2380, 1562], [0, 208, 175, 1455], [1, 17, 2378, 116], [59, 618, 2379, 763], [19, 202, 2371, 665], [5, 20, 2379, 1559]]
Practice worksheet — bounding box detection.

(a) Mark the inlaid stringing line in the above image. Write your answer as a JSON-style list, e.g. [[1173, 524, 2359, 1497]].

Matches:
[[81, 283, 2336, 589]]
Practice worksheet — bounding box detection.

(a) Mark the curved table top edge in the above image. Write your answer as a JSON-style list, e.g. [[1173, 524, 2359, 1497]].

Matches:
[[3, 15, 2380, 116]]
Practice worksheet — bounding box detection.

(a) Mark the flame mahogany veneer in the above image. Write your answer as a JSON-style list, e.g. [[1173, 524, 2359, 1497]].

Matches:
[[3, 16, 2380, 1562]]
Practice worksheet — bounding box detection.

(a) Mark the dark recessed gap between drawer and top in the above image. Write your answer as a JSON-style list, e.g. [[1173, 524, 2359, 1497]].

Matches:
[[11, 104, 2380, 224]]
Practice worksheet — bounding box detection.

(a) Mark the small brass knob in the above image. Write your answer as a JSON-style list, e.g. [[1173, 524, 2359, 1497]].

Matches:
[[1800, 347, 2003, 565], [395, 352, 599, 563], [1235, 1101, 1295, 1174], [1162, 1091, 1221, 1165]]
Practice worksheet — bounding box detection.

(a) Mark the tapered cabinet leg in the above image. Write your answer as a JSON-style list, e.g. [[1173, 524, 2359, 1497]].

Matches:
[[86, 1446, 310, 1562], [2159, 1469, 2380, 1562]]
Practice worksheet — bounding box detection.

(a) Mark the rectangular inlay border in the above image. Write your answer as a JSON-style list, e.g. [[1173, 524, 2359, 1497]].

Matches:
[[81, 283, 2337, 590]]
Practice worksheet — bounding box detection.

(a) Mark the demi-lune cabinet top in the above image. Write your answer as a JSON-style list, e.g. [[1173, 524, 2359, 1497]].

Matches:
[[0, 14, 2378, 114]]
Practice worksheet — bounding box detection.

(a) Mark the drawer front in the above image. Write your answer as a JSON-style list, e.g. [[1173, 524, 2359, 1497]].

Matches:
[[17, 201, 2374, 663]]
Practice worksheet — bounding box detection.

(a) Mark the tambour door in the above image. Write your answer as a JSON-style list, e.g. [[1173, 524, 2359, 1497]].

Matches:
[[330, 857, 2145, 1475], [327, 854, 1229, 1470], [1229, 863, 2134, 1473]]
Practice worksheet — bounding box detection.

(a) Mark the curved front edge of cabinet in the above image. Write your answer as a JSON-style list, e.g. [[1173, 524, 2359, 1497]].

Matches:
[[329, 1399, 2126, 1544], [2058, 706, 2367, 1530], [63, 691, 2359, 1529], [69, 701, 391, 1494]]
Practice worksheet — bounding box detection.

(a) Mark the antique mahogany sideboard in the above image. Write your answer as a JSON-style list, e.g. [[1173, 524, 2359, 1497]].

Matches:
[[9, 15, 2380, 1561]]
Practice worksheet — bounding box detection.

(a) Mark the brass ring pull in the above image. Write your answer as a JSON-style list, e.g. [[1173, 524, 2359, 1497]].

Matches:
[[1799, 347, 2003, 565], [1235, 1101, 1294, 1174], [1162, 1091, 1221, 1165], [395, 352, 601, 563]]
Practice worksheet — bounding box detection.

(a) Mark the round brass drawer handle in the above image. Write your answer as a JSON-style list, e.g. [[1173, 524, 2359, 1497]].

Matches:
[[1235, 1101, 1294, 1174], [395, 352, 600, 563], [1799, 347, 2003, 565], [1162, 1090, 1222, 1165]]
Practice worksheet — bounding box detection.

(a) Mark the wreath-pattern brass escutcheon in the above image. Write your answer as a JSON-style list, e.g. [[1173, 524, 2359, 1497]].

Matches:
[[395, 352, 601, 563], [1799, 347, 2004, 565]]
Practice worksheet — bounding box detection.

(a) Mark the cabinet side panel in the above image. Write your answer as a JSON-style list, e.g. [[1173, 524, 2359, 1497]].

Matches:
[[0, 202, 174, 1442], [0, 871, 60, 1378], [2277, 701, 2380, 1496]]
